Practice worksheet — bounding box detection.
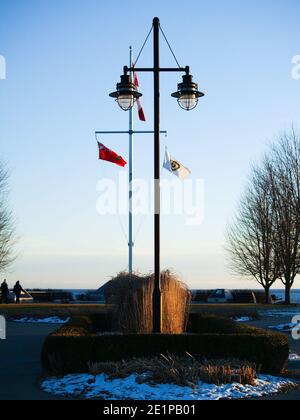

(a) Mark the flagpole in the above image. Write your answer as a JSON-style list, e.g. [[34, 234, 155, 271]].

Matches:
[[96, 42, 167, 276], [129, 46, 133, 273]]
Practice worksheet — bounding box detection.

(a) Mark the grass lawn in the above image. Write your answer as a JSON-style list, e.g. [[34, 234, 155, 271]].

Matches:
[[0, 303, 298, 319], [0, 304, 114, 318], [190, 304, 294, 320]]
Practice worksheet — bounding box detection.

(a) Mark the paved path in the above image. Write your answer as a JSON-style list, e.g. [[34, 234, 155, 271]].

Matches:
[[249, 317, 300, 400], [255, 388, 300, 400], [0, 322, 61, 400]]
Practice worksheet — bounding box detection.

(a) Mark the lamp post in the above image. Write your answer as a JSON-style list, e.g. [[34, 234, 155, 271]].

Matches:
[[110, 17, 204, 333]]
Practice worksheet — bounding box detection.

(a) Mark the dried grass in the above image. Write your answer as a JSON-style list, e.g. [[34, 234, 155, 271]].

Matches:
[[88, 354, 258, 387], [104, 270, 191, 334]]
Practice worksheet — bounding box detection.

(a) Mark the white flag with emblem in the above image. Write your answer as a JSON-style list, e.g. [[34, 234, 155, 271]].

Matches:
[[163, 148, 191, 180]]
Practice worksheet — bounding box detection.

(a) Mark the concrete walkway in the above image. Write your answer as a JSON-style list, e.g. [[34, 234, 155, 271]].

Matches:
[[248, 317, 300, 400], [0, 322, 61, 400]]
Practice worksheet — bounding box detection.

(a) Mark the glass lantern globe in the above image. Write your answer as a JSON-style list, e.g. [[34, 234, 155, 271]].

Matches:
[[110, 74, 142, 111], [117, 95, 135, 111], [172, 74, 204, 111], [178, 93, 198, 111]]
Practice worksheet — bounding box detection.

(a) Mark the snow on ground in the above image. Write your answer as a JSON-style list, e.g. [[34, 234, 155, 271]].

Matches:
[[268, 322, 299, 332], [41, 374, 295, 401], [289, 352, 300, 361], [13, 317, 70, 324], [259, 309, 300, 318], [233, 317, 253, 323]]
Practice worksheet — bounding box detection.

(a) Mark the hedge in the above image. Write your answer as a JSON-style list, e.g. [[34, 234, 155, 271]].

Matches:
[[89, 313, 113, 332], [41, 314, 289, 375], [187, 313, 264, 335], [92, 333, 288, 373]]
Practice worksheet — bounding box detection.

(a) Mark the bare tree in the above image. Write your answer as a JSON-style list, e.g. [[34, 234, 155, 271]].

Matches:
[[227, 129, 300, 304], [0, 163, 15, 271], [267, 129, 300, 304], [226, 166, 280, 303]]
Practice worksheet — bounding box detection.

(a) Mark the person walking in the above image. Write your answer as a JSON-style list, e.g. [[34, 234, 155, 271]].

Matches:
[[0, 279, 9, 304], [13, 281, 25, 304]]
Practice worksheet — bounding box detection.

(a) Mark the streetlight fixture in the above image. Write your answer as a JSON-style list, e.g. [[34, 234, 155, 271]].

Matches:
[[109, 73, 142, 111], [109, 17, 205, 333], [172, 73, 204, 111]]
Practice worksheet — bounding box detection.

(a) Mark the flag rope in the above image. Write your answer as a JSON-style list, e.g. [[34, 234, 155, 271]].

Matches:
[[117, 215, 129, 245], [133, 216, 146, 244]]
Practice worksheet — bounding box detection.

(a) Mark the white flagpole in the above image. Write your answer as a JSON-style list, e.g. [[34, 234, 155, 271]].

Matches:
[[129, 46, 134, 273], [95, 48, 166, 273]]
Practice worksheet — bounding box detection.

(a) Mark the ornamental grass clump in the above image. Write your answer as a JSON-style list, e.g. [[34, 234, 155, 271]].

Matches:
[[88, 354, 258, 387], [104, 270, 191, 334]]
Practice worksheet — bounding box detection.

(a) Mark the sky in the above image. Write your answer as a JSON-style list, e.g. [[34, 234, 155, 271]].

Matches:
[[0, 0, 299, 290]]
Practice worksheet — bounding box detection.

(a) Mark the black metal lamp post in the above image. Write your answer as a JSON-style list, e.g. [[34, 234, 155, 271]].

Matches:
[[110, 17, 204, 333]]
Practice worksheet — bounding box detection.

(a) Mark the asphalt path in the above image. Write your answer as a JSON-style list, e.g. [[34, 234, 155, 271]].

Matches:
[[0, 322, 61, 400]]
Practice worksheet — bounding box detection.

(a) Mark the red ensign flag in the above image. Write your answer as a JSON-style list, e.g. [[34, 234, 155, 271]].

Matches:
[[133, 70, 146, 122], [98, 142, 127, 167]]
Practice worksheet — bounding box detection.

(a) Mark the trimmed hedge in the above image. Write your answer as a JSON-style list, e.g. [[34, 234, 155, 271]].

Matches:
[[187, 313, 263, 335], [41, 314, 289, 375], [89, 313, 113, 332], [93, 333, 288, 374], [51, 315, 94, 337], [42, 336, 95, 374]]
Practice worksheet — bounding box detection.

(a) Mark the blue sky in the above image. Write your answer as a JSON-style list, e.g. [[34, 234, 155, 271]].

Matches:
[[0, 0, 299, 289]]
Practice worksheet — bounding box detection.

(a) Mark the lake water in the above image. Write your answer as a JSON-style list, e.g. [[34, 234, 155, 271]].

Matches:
[[68, 288, 300, 304], [270, 289, 300, 304]]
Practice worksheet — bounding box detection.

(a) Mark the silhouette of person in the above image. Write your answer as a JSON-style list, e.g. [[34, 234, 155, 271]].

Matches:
[[0, 279, 9, 304], [13, 281, 25, 304]]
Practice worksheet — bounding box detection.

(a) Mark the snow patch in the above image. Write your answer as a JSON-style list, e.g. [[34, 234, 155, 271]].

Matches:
[[289, 352, 300, 361], [233, 317, 253, 323], [259, 309, 300, 318], [268, 323, 299, 332], [13, 317, 69, 324], [41, 374, 295, 401]]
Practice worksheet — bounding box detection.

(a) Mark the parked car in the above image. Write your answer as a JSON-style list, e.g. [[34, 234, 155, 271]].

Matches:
[[5, 290, 34, 304], [18, 290, 34, 304], [207, 289, 234, 304]]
